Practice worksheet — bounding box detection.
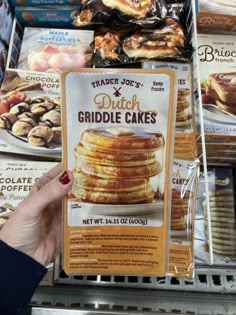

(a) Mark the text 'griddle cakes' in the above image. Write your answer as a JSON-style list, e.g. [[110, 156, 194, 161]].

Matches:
[[72, 127, 164, 204], [203, 189, 236, 256]]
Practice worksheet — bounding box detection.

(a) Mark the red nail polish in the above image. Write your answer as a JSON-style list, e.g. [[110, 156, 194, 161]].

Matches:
[[59, 171, 70, 185]]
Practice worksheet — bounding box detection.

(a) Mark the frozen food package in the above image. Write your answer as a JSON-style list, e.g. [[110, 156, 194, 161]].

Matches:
[[71, 0, 167, 27], [142, 60, 196, 159], [195, 167, 236, 267], [0, 161, 56, 229], [196, 34, 236, 142], [168, 158, 199, 277], [61, 68, 177, 276], [11, 0, 81, 5], [92, 18, 191, 68], [0, 69, 62, 160], [17, 27, 94, 73]]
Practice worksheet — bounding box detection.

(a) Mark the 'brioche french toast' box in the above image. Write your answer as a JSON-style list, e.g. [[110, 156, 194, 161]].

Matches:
[[194, 167, 236, 267], [168, 158, 199, 278], [197, 33, 236, 142], [61, 68, 177, 276], [196, 0, 236, 34]]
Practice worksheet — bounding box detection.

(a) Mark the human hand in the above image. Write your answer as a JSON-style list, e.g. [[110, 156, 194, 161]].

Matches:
[[0, 163, 73, 266]]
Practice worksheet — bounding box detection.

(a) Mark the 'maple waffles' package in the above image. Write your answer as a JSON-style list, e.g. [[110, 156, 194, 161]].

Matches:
[[61, 68, 177, 276]]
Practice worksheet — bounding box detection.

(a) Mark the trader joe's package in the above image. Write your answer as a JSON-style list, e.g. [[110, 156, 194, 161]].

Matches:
[[61, 68, 177, 276]]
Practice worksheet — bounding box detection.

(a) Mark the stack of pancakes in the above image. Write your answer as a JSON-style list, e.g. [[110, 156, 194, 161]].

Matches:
[[203, 189, 236, 257], [176, 88, 192, 125], [171, 189, 191, 230], [72, 127, 164, 204]]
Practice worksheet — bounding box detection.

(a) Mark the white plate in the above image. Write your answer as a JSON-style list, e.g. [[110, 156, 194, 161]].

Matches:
[[0, 128, 61, 154], [69, 199, 164, 216], [202, 105, 236, 125]]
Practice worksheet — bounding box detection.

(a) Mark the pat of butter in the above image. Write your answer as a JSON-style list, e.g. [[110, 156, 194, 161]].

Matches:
[[106, 127, 135, 136], [230, 77, 236, 85]]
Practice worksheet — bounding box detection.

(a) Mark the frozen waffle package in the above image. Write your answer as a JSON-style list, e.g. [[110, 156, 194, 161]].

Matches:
[[168, 158, 199, 278], [142, 60, 196, 159], [197, 34, 236, 145], [61, 68, 177, 276], [71, 0, 167, 27], [194, 167, 236, 267], [17, 27, 94, 73], [92, 17, 192, 68]]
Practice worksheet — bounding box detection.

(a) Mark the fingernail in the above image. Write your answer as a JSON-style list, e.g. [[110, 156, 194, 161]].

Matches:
[[59, 171, 70, 185]]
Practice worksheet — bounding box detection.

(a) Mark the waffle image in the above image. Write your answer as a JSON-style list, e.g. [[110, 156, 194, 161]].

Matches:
[[206, 72, 236, 114], [171, 189, 191, 230], [72, 127, 164, 204], [176, 88, 192, 125], [203, 189, 236, 256]]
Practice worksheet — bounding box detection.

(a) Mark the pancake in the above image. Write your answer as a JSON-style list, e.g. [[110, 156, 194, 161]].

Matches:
[[80, 127, 164, 153], [72, 184, 155, 204], [80, 159, 162, 179], [74, 143, 156, 167], [177, 100, 190, 111], [171, 217, 186, 230], [178, 88, 190, 97], [204, 189, 233, 197], [72, 169, 150, 192], [176, 111, 189, 121]]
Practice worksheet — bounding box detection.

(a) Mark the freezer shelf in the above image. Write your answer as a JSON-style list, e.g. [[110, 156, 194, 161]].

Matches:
[[31, 285, 236, 315]]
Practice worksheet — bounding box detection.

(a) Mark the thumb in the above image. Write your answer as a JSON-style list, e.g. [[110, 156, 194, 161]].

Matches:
[[18, 170, 74, 216]]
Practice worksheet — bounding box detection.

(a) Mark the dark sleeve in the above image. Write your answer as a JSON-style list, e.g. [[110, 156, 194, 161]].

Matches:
[[0, 240, 47, 315]]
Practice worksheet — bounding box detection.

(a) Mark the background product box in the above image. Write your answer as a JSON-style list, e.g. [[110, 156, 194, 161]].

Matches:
[[196, 33, 236, 142], [196, 0, 236, 34], [194, 167, 236, 267], [11, 0, 81, 5]]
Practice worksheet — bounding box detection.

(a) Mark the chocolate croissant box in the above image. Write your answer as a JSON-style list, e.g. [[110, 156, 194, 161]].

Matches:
[[61, 68, 177, 276], [197, 33, 236, 143], [194, 167, 236, 267]]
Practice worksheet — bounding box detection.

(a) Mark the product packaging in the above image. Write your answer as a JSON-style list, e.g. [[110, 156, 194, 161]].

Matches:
[[61, 68, 177, 276], [196, 0, 236, 34], [196, 33, 236, 154], [0, 159, 58, 285], [168, 158, 199, 277], [18, 27, 94, 73], [142, 60, 196, 159], [194, 167, 236, 267], [92, 17, 191, 68], [71, 0, 167, 27], [11, 0, 81, 5]]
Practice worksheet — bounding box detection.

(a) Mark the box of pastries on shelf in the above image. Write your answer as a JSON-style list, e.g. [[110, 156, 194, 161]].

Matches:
[[0, 19, 94, 160], [0, 157, 58, 285], [196, 33, 236, 147], [196, 0, 236, 34]]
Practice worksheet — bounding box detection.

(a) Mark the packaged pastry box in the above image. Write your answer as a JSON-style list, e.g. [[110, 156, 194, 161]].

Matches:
[[196, 33, 236, 144], [61, 67, 177, 276], [196, 0, 236, 34], [0, 158, 58, 285], [0, 19, 94, 160], [194, 167, 236, 267], [168, 158, 199, 278], [142, 60, 197, 160]]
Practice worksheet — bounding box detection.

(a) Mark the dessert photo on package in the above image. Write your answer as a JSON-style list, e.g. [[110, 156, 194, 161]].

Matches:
[[168, 158, 199, 278], [194, 167, 236, 267], [0, 70, 62, 159], [196, 34, 236, 139], [17, 27, 94, 73], [61, 68, 177, 276]]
